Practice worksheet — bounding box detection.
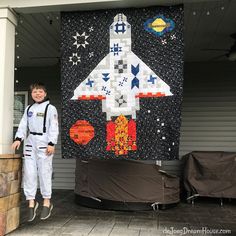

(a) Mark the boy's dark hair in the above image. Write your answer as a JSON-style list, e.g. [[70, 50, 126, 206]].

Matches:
[[30, 82, 47, 92]]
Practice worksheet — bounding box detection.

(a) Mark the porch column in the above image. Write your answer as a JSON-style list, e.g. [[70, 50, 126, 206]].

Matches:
[[0, 8, 17, 154]]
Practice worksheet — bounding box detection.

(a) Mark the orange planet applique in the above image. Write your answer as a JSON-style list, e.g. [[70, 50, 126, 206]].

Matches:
[[70, 120, 94, 145]]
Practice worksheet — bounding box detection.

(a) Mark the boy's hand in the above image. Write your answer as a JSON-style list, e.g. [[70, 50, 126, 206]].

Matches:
[[46, 145, 55, 156], [11, 141, 21, 151]]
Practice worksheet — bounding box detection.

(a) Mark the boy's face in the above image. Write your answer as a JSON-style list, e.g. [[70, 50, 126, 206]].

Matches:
[[31, 88, 47, 103]]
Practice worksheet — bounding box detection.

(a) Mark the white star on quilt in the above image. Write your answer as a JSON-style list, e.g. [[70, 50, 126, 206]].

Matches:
[[88, 27, 94, 32], [161, 39, 167, 45], [89, 52, 94, 58], [73, 32, 89, 48], [69, 53, 81, 65], [170, 34, 176, 40]]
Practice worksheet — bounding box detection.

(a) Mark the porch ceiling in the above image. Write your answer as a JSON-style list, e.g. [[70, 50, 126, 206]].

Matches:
[[11, 0, 236, 67]]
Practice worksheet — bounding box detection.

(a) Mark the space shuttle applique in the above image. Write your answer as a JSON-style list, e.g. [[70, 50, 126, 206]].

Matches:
[[71, 13, 173, 156]]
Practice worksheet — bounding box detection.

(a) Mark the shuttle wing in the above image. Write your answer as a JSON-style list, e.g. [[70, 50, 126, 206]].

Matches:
[[72, 54, 111, 100], [129, 52, 173, 98]]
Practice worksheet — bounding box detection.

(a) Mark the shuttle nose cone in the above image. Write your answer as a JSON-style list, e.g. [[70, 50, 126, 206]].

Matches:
[[111, 13, 130, 35]]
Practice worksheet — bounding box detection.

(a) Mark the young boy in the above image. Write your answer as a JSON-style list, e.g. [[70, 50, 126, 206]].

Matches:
[[12, 82, 59, 222]]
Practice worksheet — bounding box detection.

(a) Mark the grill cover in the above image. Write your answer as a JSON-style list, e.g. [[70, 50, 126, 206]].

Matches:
[[183, 151, 236, 198], [75, 159, 179, 204]]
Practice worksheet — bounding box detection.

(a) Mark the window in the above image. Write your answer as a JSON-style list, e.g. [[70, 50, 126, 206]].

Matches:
[[14, 91, 28, 127]]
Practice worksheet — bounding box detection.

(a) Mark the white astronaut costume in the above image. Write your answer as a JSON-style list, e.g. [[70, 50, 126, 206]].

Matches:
[[15, 100, 59, 200]]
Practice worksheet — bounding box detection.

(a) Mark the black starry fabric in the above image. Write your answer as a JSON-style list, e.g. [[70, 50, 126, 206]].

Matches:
[[61, 6, 184, 160]]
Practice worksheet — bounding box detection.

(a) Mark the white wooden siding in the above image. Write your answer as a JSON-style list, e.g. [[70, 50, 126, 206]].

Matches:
[[162, 62, 236, 176], [179, 62, 236, 155]]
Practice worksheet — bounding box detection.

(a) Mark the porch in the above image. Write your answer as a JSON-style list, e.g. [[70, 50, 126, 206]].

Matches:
[[8, 190, 236, 236]]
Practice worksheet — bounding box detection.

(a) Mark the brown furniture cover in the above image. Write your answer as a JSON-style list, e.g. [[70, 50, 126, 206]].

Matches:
[[75, 159, 179, 205], [183, 151, 236, 198]]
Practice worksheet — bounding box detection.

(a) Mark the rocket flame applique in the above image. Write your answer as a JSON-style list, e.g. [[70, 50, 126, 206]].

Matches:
[[71, 13, 173, 155]]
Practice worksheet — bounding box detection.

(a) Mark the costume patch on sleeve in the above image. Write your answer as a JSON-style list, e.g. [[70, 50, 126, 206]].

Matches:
[[27, 111, 33, 117]]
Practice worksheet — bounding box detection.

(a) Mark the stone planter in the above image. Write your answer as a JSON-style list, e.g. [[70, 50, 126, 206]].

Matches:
[[0, 154, 21, 236]]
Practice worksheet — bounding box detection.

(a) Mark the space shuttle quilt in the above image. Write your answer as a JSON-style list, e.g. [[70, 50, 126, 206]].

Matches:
[[61, 6, 184, 160]]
